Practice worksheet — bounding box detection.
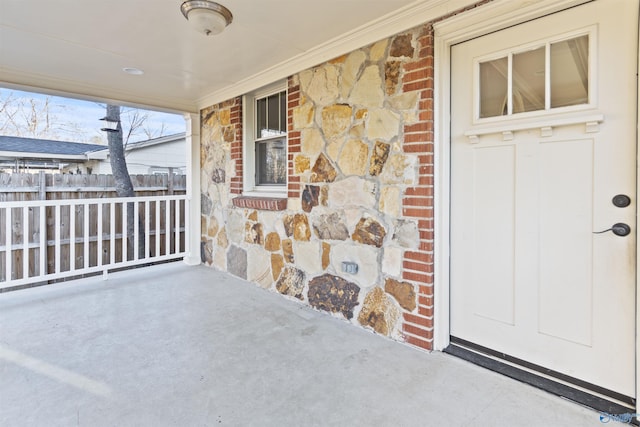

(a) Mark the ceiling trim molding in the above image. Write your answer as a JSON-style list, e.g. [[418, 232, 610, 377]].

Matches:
[[196, 0, 479, 109], [433, 0, 592, 41]]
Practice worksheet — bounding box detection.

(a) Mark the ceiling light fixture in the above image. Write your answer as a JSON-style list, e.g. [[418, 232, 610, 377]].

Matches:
[[180, 1, 233, 36]]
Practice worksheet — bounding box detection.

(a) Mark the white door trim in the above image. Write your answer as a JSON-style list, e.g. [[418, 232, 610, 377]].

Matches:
[[433, 0, 638, 407], [636, 12, 640, 412]]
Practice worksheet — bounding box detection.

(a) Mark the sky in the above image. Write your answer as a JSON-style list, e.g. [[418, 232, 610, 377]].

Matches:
[[0, 88, 186, 145]]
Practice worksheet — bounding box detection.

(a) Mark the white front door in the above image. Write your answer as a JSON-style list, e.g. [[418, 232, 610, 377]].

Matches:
[[450, 0, 637, 398]]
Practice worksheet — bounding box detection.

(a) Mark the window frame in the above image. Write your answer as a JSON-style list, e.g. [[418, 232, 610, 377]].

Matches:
[[472, 26, 597, 125], [242, 81, 288, 197]]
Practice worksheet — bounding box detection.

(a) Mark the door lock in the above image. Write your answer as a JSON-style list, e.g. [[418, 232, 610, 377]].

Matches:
[[593, 223, 631, 237], [612, 194, 631, 208]]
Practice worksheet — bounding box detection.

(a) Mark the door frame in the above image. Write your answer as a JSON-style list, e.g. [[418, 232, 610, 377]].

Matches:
[[433, 0, 639, 408]]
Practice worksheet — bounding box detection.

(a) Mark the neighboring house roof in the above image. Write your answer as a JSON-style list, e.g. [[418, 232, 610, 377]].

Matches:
[[0, 135, 105, 161], [86, 133, 186, 160], [127, 132, 186, 151], [0, 133, 185, 164]]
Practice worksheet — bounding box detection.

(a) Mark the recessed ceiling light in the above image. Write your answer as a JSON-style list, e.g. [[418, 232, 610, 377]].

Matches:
[[123, 67, 144, 75]]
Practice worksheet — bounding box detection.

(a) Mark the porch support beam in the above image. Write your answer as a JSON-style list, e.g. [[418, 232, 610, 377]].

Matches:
[[184, 112, 202, 266]]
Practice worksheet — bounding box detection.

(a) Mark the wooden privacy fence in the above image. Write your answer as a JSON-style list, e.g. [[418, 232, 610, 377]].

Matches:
[[0, 173, 189, 290], [0, 172, 186, 202]]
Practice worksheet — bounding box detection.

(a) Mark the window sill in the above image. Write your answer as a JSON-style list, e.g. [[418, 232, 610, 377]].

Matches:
[[232, 195, 287, 211], [243, 189, 287, 198]]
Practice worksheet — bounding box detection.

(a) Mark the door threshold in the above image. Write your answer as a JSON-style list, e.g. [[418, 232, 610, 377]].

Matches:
[[445, 337, 636, 423]]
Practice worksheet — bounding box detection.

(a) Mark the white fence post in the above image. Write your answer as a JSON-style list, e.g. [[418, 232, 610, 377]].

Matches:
[[5, 207, 11, 282]]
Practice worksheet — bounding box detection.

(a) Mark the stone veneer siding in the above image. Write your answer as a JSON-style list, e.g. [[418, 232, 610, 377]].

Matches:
[[200, 1, 490, 351]]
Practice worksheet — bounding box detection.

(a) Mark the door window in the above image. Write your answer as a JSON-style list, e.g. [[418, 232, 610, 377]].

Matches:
[[478, 34, 590, 119]]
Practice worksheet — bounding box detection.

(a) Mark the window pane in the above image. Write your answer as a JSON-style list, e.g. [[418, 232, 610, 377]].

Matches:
[[551, 35, 589, 108], [256, 98, 267, 139], [256, 138, 286, 185], [513, 46, 545, 113], [479, 57, 508, 118], [267, 93, 280, 134], [257, 91, 287, 138]]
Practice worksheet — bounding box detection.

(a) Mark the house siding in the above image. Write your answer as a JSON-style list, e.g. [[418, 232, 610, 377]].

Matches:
[[200, 1, 490, 351], [93, 139, 186, 175]]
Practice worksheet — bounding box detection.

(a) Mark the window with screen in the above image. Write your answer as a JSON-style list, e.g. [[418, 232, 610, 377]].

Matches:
[[254, 91, 287, 186]]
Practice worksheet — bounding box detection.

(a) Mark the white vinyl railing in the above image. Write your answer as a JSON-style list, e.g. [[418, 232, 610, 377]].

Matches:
[[0, 195, 188, 289]]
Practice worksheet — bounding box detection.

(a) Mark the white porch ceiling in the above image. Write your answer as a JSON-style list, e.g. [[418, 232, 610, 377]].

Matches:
[[0, 0, 474, 113]]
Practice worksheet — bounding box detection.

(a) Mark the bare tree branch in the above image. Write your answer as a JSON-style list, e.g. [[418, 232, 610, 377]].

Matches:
[[0, 90, 178, 146]]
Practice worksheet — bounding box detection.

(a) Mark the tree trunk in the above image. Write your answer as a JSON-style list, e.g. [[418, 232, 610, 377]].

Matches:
[[106, 105, 141, 259], [106, 105, 135, 197]]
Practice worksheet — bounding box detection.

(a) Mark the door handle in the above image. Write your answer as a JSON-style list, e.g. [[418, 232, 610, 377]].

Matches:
[[593, 223, 631, 236]]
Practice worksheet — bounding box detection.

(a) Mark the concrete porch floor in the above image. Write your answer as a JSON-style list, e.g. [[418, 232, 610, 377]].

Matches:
[[0, 262, 610, 426]]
